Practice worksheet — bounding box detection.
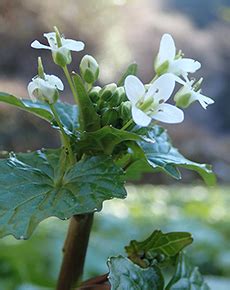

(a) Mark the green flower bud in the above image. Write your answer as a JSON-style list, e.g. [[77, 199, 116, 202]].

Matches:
[[193, 77, 203, 92], [80, 55, 99, 84], [37, 57, 45, 79], [52, 26, 72, 67], [99, 83, 117, 102], [155, 60, 169, 76], [174, 86, 193, 108], [119, 101, 131, 123], [89, 86, 101, 103], [101, 109, 119, 127], [109, 87, 126, 107], [52, 48, 72, 67]]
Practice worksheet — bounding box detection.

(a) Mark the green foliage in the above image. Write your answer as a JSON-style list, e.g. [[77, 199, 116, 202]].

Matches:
[[0, 92, 79, 137], [0, 185, 229, 289], [125, 230, 193, 268], [53, 102, 79, 137], [108, 230, 207, 290], [166, 252, 210, 290], [72, 73, 100, 131], [108, 256, 164, 290], [129, 126, 215, 185], [0, 92, 53, 121], [0, 149, 126, 239], [75, 126, 141, 155], [117, 63, 138, 86]]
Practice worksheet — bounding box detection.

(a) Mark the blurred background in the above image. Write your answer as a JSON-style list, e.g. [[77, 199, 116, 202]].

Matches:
[[0, 0, 229, 289]]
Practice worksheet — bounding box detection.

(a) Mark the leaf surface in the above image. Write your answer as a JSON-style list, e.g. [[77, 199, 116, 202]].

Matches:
[[166, 252, 210, 290], [0, 150, 126, 239], [132, 126, 215, 185], [117, 63, 138, 86], [108, 256, 164, 290], [125, 230, 193, 268]]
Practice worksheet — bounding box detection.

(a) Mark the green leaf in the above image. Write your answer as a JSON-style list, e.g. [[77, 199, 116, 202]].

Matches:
[[0, 92, 79, 137], [0, 150, 126, 239], [0, 92, 53, 121], [54, 102, 79, 137], [76, 126, 142, 155], [125, 230, 193, 268], [117, 63, 138, 87], [108, 256, 164, 290], [166, 252, 210, 290], [134, 126, 216, 185], [72, 73, 100, 132]]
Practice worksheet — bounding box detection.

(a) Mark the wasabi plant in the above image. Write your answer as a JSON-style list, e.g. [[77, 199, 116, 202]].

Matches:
[[0, 28, 215, 290]]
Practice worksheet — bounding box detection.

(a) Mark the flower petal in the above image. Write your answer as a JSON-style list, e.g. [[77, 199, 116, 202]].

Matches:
[[152, 103, 184, 123], [173, 58, 201, 73], [131, 106, 151, 126], [27, 81, 39, 102], [193, 92, 214, 109], [31, 40, 51, 50], [146, 73, 175, 103], [157, 34, 176, 65], [44, 32, 57, 49], [124, 75, 145, 104], [45, 74, 64, 90], [62, 39, 85, 52]]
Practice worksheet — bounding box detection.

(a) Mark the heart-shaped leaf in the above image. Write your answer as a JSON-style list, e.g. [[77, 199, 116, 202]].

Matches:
[[0, 149, 126, 239], [132, 126, 215, 185], [0, 92, 79, 137], [125, 230, 193, 268], [166, 252, 210, 290], [108, 256, 164, 290], [76, 126, 142, 155]]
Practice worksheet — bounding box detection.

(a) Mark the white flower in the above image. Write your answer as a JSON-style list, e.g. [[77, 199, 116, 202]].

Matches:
[[124, 73, 184, 126], [31, 31, 85, 66], [174, 78, 214, 109], [28, 74, 64, 104], [155, 34, 201, 78]]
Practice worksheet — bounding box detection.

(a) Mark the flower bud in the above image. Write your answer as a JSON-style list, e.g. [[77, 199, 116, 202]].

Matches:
[[28, 78, 60, 104], [99, 83, 117, 102], [89, 86, 101, 103], [154, 60, 169, 76], [37, 57, 45, 79], [193, 77, 203, 92], [80, 55, 99, 84], [109, 87, 126, 107], [119, 101, 132, 123], [52, 27, 72, 67], [101, 109, 119, 127], [52, 48, 72, 67], [174, 87, 192, 108]]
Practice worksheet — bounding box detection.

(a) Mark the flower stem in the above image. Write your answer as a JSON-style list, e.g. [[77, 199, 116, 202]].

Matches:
[[56, 214, 94, 290], [150, 74, 158, 83], [121, 119, 133, 130], [50, 103, 74, 164], [63, 65, 79, 105]]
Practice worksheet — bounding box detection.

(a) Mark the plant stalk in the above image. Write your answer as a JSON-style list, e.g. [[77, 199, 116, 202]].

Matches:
[[63, 65, 79, 105], [56, 214, 94, 290]]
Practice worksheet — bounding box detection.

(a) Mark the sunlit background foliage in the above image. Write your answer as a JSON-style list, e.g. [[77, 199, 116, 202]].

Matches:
[[0, 0, 229, 289]]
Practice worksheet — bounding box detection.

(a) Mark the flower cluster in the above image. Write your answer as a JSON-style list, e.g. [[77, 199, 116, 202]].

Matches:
[[28, 28, 214, 128], [124, 33, 214, 127]]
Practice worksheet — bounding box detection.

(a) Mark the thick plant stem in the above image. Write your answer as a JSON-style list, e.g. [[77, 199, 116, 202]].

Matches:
[[56, 214, 94, 290]]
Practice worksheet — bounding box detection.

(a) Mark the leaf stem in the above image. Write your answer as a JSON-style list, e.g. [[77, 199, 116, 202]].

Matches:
[[63, 65, 79, 105], [50, 103, 74, 164], [56, 214, 94, 290]]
